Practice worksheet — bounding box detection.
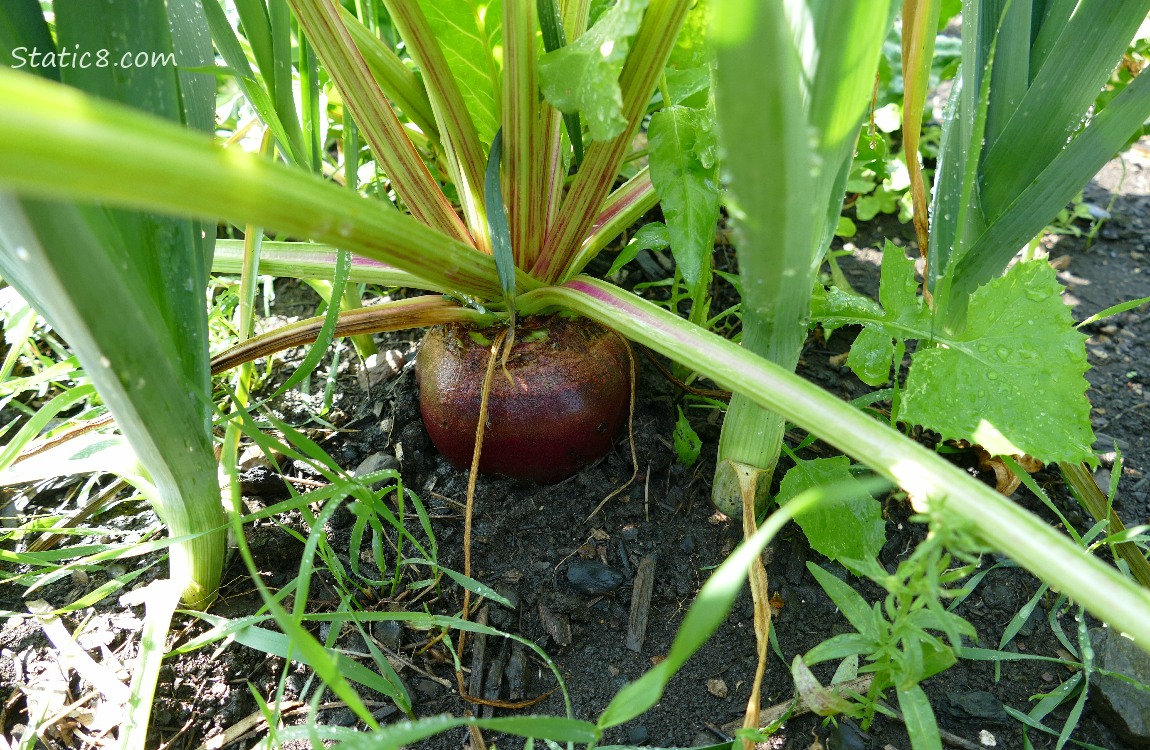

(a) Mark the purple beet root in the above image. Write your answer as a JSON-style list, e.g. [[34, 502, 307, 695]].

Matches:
[[416, 315, 632, 483]]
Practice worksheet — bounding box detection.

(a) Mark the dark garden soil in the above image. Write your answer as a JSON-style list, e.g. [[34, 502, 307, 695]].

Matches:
[[2, 147, 1149, 750]]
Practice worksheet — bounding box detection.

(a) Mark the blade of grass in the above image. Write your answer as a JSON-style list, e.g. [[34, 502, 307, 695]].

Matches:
[[1060, 461, 1150, 588], [220, 419, 383, 727], [288, 0, 472, 243], [596, 478, 888, 728], [299, 32, 324, 172], [233, 0, 276, 95], [0, 385, 96, 473], [116, 579, 182, 750]]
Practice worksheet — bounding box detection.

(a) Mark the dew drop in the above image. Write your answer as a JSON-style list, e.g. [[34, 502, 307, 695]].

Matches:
[[100, 356, 112, 368], [14, 246, 29, 261], [1025, 286, 1048, 302], [995, 346, 1010, 362]]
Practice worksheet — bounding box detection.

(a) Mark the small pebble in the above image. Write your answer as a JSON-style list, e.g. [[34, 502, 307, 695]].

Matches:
[[414, 678, 444, 697], [827, 722, 866, 750], [353, 452, 400, 489], [371, 620, 403, 650], [706, 678, 728, 699], [567, 560, 623, 595], [626, 725, 649, 745]]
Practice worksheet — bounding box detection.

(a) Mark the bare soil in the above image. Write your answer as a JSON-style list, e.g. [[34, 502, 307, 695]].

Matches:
[[2, 146, 1149, 750]]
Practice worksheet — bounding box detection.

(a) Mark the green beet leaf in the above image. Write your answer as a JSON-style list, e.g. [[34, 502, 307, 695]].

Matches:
[[538, 0, 650, 141], [648, 105, 720, 286], [415, 0, 502, 147], [777, 457, 885, 562], [901, 260, 1094, 463]]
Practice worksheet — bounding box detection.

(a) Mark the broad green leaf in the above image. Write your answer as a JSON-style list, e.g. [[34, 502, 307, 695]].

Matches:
[[901, 261, 1093, 463], [778, 457, 885, 563], [648, 105, 720, 286], [667, 0, 709, 69], [415, 0, 503, 147], [538, 0, 651, 141]]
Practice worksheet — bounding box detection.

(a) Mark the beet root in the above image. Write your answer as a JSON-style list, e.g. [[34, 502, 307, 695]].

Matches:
[[415, 315, 632, 483]]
